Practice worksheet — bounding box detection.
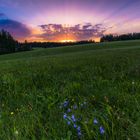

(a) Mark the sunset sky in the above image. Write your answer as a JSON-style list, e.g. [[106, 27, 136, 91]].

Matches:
[[0, 0, 140, 42]]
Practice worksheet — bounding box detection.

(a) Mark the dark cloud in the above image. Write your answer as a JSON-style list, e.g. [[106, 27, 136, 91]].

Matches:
[[38, 23, 107, 41], [0, 19, 31, 39]]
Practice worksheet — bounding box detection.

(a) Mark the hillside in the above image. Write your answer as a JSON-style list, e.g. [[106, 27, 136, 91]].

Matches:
[[0, 40, 140, 139]]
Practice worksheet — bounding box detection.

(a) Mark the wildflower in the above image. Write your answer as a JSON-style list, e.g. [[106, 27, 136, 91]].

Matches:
[[71, 115, 76, 122], [74, 124, 77, 128], [78, 132, 82, 137], [14, 130, 19, 135], [132, 81, 135, 85], [63, 100, 69, 107], [78, 117, 82, 121], [11, 112, 14, 115], [67, 108, 71, 113], [77, 126, 81, 132], [93, 119, 98, 124], [67, 121, 71, 125], [80, 103, 84, 107], [73, 105, 78, 110], [99, 126, 105, 134], [63, 113, 67, 119]]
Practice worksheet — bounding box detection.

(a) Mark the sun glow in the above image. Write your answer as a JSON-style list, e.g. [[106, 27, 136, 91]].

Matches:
[[60, 39, 76, 43], [94, 37, 100, 42]]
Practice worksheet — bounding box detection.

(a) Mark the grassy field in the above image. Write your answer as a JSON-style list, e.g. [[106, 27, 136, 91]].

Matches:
[[0, 40, 140, 140]]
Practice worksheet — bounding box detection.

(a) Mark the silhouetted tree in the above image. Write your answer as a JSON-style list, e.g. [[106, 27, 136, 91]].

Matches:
[[0, 30, 32, 54], [0, 29, 17, 54]]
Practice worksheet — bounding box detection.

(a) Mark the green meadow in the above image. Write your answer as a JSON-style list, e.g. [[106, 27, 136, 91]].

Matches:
[[0, 40, 140, 140]]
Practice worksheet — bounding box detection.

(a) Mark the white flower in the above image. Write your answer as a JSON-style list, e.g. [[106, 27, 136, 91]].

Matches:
[[14, 130, 19, 135]]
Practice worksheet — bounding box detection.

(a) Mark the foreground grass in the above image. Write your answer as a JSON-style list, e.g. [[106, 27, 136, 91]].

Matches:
[[0, 40, 140, 140]]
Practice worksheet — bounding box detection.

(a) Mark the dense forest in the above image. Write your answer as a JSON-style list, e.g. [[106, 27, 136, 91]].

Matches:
[[0, 30, 31, 54], [0, 30, 18, 54], [100, 33, 140, 42]]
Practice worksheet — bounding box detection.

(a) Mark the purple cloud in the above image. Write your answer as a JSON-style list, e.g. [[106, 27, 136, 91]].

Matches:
[[38, 23, 107, 41], [0, 19, 31, 40]]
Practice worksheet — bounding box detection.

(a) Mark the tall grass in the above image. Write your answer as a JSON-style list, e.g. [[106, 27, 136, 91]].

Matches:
[[0, 40, 140, 139]]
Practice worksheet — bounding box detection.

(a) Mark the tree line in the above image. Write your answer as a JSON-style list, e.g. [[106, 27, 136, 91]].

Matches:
[[100, 33, 140, 42], [25, 40, 95, 48], [0, 30, 31, 55], [0, 29, 95, 54], [1, 29, 140, 55]]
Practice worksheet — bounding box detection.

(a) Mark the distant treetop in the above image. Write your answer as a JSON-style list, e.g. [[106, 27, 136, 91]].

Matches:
[[100, 33, 140, 42]]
